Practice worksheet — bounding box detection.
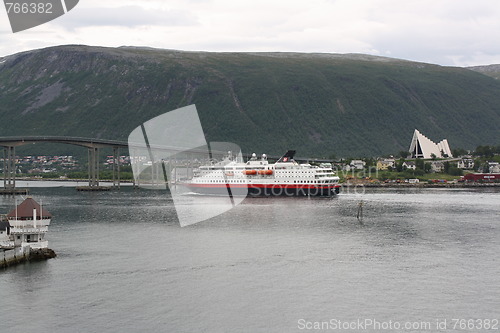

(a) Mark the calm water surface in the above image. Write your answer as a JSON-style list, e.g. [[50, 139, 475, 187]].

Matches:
[[1, 185, 499, 332]]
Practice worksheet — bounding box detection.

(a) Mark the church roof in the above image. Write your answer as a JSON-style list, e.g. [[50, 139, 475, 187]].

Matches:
[[409, 129, 453, 159], [6, 197, 52, 219]]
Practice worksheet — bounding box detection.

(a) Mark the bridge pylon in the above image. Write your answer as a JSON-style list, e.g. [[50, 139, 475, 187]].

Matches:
[[3, 146, 16, 189], [87, 147, 100, 187]]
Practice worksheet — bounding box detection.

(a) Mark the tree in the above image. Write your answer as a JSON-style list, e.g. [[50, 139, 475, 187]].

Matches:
[[452, 147, 468, 157], [475, 145, 494, 158], [443, 161, 450, 174], [399, 150, 409, 159], [395, 160, 404, 172], [430, 153, 437, 160], [415, 158, 425, 170], [363, 157, 375, 167], [424, 162, 432, 173], [448, 167, 463, 176], [473, 160, 482, 172]]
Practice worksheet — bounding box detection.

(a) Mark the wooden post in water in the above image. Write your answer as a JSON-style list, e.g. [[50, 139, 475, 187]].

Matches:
[[357, 200, 364, 223]]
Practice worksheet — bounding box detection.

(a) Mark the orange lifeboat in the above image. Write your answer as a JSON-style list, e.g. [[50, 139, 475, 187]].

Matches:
[[243, 170, 257, 175], [258, 169, 273, 175], [265, 169, 273, 175]]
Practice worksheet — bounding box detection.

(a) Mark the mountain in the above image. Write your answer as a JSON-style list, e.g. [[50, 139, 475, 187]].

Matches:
[[468, 64, 500, 80], [1, 45, 499, 158]]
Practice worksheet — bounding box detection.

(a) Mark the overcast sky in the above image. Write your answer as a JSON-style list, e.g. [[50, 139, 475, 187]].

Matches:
[[1, 0, 500, 66]]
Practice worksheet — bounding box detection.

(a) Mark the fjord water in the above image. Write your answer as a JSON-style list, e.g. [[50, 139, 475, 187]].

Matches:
[[1, 185, 498, 333]]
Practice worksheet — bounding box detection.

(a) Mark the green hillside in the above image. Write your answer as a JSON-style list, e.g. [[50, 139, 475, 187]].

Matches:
[[0, 45, 499, 158]]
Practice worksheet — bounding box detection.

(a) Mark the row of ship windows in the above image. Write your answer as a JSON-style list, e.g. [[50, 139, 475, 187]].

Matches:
[[198, 174, 335, 179], [277, 175, 314, 178], [195, 179, 337, 184], [202, 167, 267, 171], [200, 170, 320, 174]]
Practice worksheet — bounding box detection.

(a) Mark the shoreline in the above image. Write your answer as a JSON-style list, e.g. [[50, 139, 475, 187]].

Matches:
[[341, 182, 500, 188], [4, 178, 499, 190]]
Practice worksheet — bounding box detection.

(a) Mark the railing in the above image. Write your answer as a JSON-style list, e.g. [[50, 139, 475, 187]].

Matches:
[[24, 241, 48, 249], [10, 226, 49, 233], [8, 219, 50, 227]]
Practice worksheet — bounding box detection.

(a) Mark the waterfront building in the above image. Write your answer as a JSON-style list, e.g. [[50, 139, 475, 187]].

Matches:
[[6, 197, 52, 249], [409, 129, 453, 159], [463, 173, 500, 182]]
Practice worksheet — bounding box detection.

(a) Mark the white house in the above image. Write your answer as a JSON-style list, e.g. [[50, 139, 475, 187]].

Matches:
[[457, 157, 474, 169], [348, 160, 366, 171], [402, 161, 416, 170]]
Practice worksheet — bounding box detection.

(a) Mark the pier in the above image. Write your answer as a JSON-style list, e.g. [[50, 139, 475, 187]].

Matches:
[[0, 247, 56, 268], [1, 136, 128, 193]]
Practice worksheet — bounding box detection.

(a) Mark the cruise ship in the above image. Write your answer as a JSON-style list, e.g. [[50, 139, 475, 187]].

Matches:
[[182, 150, 341, 196]]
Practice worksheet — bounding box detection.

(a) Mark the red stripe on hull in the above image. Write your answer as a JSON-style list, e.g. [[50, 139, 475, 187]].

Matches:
[[185, 183, 340, 189]]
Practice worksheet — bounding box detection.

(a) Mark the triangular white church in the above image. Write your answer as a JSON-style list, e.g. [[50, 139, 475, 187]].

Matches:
[[409, 129, 453, 159]]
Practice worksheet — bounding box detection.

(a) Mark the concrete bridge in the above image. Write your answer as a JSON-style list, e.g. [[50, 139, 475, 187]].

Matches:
[[0, 136, 128, 190]]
